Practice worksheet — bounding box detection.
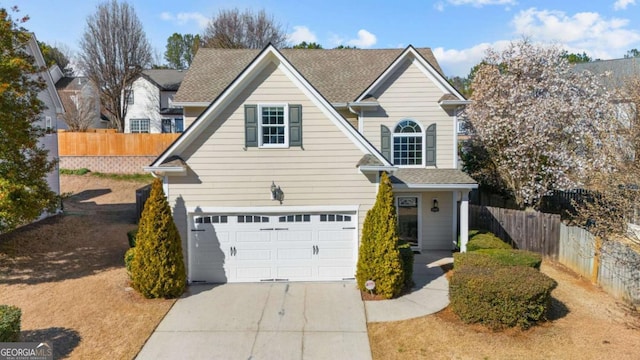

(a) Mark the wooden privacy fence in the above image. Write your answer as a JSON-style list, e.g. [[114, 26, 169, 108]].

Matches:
[[470, 205, 561, 258], [58, 132, 180, 156]]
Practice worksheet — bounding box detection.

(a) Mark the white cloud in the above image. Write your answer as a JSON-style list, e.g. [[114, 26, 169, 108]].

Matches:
[[159, 11, 209, 29], [512, 8, 640, 57], [434, 2, 445, 11], [287, 26, 317, 45], [433, 40, 511, 77], [447, 0, 517, 7], [614, 0, 636, 10], [346, 29, 377, 48]]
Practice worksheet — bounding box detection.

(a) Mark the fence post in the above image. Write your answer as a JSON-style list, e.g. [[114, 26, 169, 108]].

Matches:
[[592, 236, 602, 283]]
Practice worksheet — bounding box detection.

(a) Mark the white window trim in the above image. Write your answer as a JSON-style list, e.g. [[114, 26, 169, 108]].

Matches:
[[392, 119, 425, 168], [258, 103, 289, 148], [130, 118, 150, 133]]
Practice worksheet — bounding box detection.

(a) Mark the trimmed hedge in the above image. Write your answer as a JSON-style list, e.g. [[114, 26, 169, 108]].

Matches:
[[467, 233, 511, 252], [127, 228, 138, 248], [0, 305, 21, 342], [398, 241, 415, 290], [450, 266, 557, 329], [454, 249, 542, 270]]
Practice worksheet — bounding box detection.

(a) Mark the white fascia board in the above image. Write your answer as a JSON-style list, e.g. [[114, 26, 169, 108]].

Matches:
[[393, 183, 478, 190], [439, 100, 472, 106], [187, 205, 359, 214], [143, 166, 187, 176], [358, 166, 398, 173], [332, 102, 379, 108], [171, 101, 210, 107]]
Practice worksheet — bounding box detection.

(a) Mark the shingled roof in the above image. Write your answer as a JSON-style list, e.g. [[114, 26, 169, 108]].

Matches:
[[174, 47, 443, 104], [142, 69, 186, 91], [573, 57, 640, 92]]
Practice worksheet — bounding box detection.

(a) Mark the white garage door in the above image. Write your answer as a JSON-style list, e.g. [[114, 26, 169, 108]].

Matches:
[[189, 212, 357, 283]]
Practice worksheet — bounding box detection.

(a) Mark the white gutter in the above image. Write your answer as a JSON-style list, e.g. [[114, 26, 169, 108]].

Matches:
[[358, 166, 398, 173], [393, 183, 478, 190], [143, 166, 187, 176], [332, 101, 380, 109], [439, 100, 472, 106], [171, 101, 210, 107]]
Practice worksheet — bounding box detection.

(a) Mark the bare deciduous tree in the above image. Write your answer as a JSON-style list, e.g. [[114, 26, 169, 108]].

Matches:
[[202, 8, 287, 49], [78, 0, 151, 132], [60, 89, 98, 132]]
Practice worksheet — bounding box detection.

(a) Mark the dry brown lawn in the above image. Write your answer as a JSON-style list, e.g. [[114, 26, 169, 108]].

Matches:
[[0, 175, 175, 359], [368, 261, 640, 360]]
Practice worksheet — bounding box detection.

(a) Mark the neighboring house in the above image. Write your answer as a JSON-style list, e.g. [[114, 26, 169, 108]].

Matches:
[[24, 34, 65, 215], [53, 66, 107, 130], [574, 58, 640, 160], [124, 69, 186, 133], [146, 45, 477, 283]]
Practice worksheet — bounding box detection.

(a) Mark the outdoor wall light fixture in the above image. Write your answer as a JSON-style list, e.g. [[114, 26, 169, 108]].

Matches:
[[431, 198, 440, 212], [271, 181, 284, 204]]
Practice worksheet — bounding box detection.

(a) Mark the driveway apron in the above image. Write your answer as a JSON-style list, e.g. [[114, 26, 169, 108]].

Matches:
[[136, 282, 371, 360]]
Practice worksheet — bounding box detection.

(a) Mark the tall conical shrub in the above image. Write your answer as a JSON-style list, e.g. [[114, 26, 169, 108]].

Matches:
[[131, 178, 186, 298], [356, 172, 404, 299]]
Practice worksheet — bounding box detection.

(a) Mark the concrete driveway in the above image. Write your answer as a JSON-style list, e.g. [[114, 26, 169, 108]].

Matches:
[[136, 282, 371, 360]]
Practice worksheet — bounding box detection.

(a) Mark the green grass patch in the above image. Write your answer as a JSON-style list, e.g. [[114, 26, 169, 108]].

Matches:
[[60, 169, 153, 183]]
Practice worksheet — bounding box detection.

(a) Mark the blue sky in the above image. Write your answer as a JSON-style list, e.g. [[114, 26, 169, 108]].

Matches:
[[11, 0, 640, 76]]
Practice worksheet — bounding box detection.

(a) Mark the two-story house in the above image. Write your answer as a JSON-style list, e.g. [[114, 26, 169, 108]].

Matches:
[[124, 69, 186, 133], [145, 45, 477, 283], [52, 66, 107, 131]]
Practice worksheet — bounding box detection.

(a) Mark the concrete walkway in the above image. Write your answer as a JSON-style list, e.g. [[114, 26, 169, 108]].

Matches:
[[136, 282, 371, 360], [365, 251, 452, 322]]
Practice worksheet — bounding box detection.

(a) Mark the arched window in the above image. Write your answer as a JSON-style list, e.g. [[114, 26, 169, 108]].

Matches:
[[393, 120, 423, 165]]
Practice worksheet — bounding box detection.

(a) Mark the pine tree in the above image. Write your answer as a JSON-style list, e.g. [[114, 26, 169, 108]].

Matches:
[[356, 172, 404, 298], [131, 178, 186, 298]]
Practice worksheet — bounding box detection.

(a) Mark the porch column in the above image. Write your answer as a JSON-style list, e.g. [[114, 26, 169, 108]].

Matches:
[[459, 191, 470, 252], [452, 192, 458, 250]]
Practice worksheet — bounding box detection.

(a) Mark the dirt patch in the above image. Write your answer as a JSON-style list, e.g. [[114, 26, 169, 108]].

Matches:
[[0, 175, 174, 359], [368, 260, 640, 360]]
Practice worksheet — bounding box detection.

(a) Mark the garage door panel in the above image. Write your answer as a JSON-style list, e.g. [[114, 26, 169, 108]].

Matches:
[[278, 248, 313, 260], [276, 230, 313, 242], [236, 231, 272, 243], [318, 248, 353, 260], [318, 230, 353, 242], [236, 249, 272, 261]]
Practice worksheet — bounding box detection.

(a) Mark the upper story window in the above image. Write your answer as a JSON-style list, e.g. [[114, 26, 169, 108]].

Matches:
[[245, 104, 302, 148], [259, 105, 288, 147], [393, 120, 423, 166]]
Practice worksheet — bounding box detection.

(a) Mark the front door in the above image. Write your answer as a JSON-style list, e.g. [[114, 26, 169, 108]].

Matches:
[[396, 196, 421, 249]]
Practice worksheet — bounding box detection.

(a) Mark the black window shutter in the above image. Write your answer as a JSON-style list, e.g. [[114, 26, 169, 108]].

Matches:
[[245, 105, 258, 147], [426, 123, 436, 166], [381, 125, 391, 161], [289, 104, 302, 147]]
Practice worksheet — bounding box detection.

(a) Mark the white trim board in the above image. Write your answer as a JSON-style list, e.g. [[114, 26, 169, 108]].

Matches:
[[187, 205, 359, 214]]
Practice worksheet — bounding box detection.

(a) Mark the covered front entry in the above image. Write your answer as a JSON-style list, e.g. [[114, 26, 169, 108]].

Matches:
[[188, 212, 357, 283]]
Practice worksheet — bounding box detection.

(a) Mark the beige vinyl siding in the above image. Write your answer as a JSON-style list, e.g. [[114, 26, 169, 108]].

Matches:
[[337, 108, 358, 129], [167, 61, 378, 253], [363, 57, 455, 169], [421, 191, 454, 250], [183, 106, 207, 128]]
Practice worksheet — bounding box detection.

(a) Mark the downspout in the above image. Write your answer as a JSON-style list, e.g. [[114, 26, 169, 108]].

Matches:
[[347, 103, 363, 133]]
